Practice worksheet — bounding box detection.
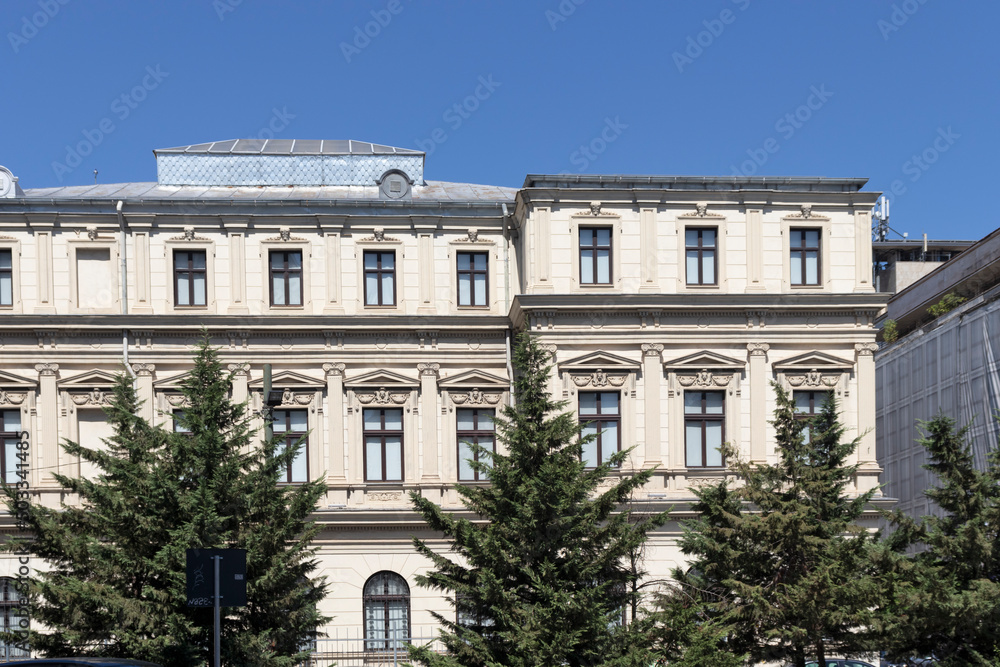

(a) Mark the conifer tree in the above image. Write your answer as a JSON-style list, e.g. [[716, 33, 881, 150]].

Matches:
[[407, 333, 667, 667], [883, 415, 1000, 666], [663, 385, 885, 667], [3, 337, 327, 667]]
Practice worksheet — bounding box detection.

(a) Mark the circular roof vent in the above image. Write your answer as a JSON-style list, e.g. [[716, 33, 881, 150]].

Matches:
[[0, 166, 18, 198], [377, 169, 412, 200]]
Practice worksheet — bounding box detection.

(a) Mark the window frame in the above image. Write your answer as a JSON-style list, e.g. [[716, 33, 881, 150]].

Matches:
[[0, 410, 24, 486], [272, 408, 309, 483], [683, 390, 726, 468], [0, 578, 28, 661], [363, 571, 410, 651], [68, 239, 119, 313], [789, 227, 822, 287], [684, 227, 718, 286], [363, 250, 397, 307], [456, 251, 489, 308], [268, 249, 304, 307], [363, 408, 404, 482], [456, 408, 495, 481], [172, 249, 208, 307], [578, 226, 613, 286], [0, 247, 12, 308], [579, 391, 621, 467], [793, 390, 831, 445]]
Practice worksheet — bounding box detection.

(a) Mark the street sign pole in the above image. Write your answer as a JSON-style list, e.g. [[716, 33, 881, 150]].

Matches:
[[214, 555, 221, 667]]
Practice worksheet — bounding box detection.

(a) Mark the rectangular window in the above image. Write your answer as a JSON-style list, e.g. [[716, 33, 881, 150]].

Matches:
[[685, 228, 717, 285], [579, 392, 620, 467], [76, 248, 112, 309], [269, 250, 303, 306], [0, 249, 12, 306], [174, 250, 207, 306], [273, 409, 308, 483], [1, 410, 22, 485], [77, 411, 112, 480], [457, 252, 488, 307], [794, 390, 830, 445], [457, 408, 494, 481], [364, 408, 403, 482], [364, 251, 396, 306], [579, 228, 612, 285], [172, 409, 191, 434], [790, 228, 821, 286], [684, 391, 724, 468]]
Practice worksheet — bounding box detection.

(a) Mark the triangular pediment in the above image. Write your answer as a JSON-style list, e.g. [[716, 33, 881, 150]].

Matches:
[[773, 351, 853, 371], [154, 371, 192, 389], [559, 350, 641, 371], [58, 369, 121, 389], [439, 369, 509, 388], [344, 369, 419, 388], [663, 351, 745, 371], [0, 370, 36, 388], [249, 370, 325, 390]]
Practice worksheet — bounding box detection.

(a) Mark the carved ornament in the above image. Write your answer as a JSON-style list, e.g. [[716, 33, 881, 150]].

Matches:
[[747, 342, 770, 357], [34, 363, 59, 377], [786, 371, 840, 388], [451, 388, 503, 405], [356, 387, 409, 405], [418, 363, 440, 377], [641, 343, 664, 357], [323, 362, 346, 377], [676, 370, 733, 388], [855, 343, 880, 357], [166, 394, 191, 408], [131, 363, 156, 377], [368, 491, 402, 502], [71, 387, 112, 406], [0, 390, 27, 405], [227, 363, 250, 379], [571, 370, 628, 388]]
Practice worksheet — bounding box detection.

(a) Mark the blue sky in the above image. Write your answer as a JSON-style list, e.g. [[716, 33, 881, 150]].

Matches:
[[2, 0, 996, 241]]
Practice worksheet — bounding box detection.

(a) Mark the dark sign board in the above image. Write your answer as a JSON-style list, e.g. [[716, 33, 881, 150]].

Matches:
[[186, 548, 247, 607]]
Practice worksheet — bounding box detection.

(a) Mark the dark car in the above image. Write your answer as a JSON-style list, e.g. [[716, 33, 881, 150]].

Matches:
[[803, 661, 876, 667], [4, 659, 162, 667]]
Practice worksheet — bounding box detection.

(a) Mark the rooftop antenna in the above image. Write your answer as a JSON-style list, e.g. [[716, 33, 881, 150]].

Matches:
[[93, 169, 98, 185]]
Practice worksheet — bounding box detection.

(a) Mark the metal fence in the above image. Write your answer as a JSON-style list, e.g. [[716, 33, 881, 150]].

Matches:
[[303, 629, 443, 667]]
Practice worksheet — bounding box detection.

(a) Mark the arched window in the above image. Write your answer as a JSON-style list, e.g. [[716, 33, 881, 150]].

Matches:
[[363, 571, 409, 651], [0, 577, 28, 660]]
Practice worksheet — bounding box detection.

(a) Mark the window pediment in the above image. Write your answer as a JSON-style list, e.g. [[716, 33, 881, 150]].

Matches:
[[664, 351, 744, 395], [774, 351, 852, 393], [248, 370, 325, 391], [0, 370, 33, 406], [439, 369, 508, 388], [345, 369, 419, 389], [58, 369, 118, 390], [663, 351, 744, 372]]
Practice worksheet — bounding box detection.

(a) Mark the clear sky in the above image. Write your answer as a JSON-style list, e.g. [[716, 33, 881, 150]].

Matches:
[[2, 0, 996, 241]]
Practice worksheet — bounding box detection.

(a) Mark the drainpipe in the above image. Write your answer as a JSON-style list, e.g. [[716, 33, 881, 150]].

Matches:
[[117, 200, 135, 378], [502, 204, 514, 402]]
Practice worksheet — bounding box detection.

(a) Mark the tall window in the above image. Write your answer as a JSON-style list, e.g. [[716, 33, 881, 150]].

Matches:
[[1, 411, 23, 485], [273, 409, 308, 483], [685, 228, 717, 285], [457, 252, 488, 307], [579, 392, 620, 467], [684, 391, 724, 468], [364, 571, 410, 651], [0, 249, 12, 306], [269, 250, 303, 306], [790, 228, 820, 286], [794, 390, 830, 445], [174, 250, 207, 306], [0, 578, 28, 661], [364, 408, 403, 482], [364, 251, 396, 306], [579, 227, 612, 285], [457, 408, 494, 481], [172, 409, 191, 434]]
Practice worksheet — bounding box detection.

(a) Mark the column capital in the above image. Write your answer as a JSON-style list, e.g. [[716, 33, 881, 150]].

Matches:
[[323, 362, 346, 377], [131, 363, 156, 377], [855, 342, 879, 357], [227, 362, 251, 379], [747, 342, 770, 357], [418, 362, 440, 378], [34, 363, 58, 377], [641, 343, 664, 357]]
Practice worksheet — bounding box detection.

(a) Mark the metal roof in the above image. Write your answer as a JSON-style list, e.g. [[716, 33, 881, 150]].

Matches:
[[153, 139, 423, 156]]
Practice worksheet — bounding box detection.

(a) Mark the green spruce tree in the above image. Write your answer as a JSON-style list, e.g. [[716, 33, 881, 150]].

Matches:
[[662, 384, 885, 667], [3, 336, 327, 667], [883, 415, 1000, 666], [407, 333, 667, 667]]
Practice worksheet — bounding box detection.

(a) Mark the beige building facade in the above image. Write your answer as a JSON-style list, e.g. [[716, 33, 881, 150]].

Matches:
[[0, 146, 886, 654]]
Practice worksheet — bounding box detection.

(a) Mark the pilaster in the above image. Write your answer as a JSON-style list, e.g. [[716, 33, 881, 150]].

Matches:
[[418, 363, 440, 479], [323, 363, 346, 482], [745, 209, 765, 292], [28, 215, 56, 313], [639, 208, 659, 292], [225, 218, 249, 314], [417, 233, 435, 314], [323, 230, 344, 314], [34, 363, 59, 484], [855, 210, 875, 293], [131, 363, 156, 422], [747, 343, 770, 462], [133, 232, 153, 313], [641, 343, 663, 466]]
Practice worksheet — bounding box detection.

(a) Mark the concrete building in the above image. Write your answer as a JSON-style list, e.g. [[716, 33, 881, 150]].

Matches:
[[0, 145, 887, 658], [877, 227, 1000, 523]]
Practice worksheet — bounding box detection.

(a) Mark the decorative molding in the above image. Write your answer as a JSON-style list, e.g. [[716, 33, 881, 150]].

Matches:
[[167, 226, 211, 242], [227, 363, 250, 379], [855, 343, 880, 356], [70, 387, 112, 406], [679, 202, 725, 219], [687, 476, 727, 488], [34, 363, 58, 377], [131, 330, 154, 349], [35, 330, 56, 349], [131, 363, 156, 377], [165, 394, 191, 408], [276, 388, 314, 406], [367, 491, 402, 503], [417, 331, 438, 349], [279, 227, 291, 242], [641, 343, 664, 357], [572, 201, 619, 218], [467, 228, 479, 242], [323, 362, 346, 378], [264, 233, 306, 243], [374, 227, 385, 242], [226, 330, 250, 349], [0, 390, 27, 405], [783, 205, 830, 221], [571, 370, 628, 388], [86, 225, 99, 240], [418, 362, 440, 377], [676, 370, 734, 388], [451, 388, 503, 406], [747, 342, 770, 357], [786, 371, 840, 389], [356, 387, 410, 405]]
